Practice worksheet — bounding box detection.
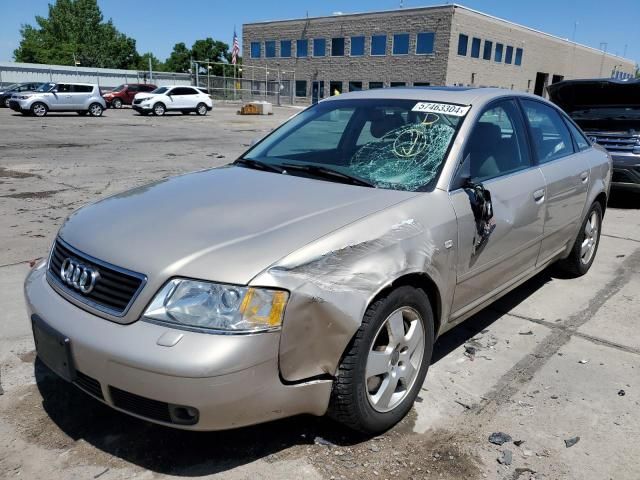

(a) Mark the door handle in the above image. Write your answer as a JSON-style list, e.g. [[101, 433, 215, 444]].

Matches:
[[533, 188, 545, 202], [580, 171, 589, 183]]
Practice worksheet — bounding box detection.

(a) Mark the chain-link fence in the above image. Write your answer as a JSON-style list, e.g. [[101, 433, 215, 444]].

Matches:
[[191, 60, 309, 106]]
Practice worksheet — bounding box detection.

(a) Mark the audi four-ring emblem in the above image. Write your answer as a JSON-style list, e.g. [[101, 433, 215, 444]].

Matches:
[[60, 258, 99, 294]]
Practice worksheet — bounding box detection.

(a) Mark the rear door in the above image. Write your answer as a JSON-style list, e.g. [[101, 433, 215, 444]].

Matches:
[[69, 84, 93, 108], [449, 98, 546, 319], [519, 99, 590, 266]]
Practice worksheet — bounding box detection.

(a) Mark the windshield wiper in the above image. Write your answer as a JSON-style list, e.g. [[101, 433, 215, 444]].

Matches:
[[282, 163, 375, 187], [233, 158, 285, 173]]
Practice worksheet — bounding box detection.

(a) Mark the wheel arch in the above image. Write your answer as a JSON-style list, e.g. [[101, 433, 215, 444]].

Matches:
[[594, 191, 607, 217]]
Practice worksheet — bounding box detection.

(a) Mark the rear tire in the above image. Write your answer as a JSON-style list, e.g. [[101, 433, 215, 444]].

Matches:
[[112, 98, 123, 109], [88, 103, 103, 117], [31, 102, 48, 117], [557, 202, 602, 277], [153, 102, 166, 116], [196, 103, 208, 116], [328, 286, 434, 434]]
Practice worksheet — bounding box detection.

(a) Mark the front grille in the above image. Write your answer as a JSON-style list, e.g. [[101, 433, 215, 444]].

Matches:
[[589, 133, 639, 152], [110, 386, 172, 423], [74, 370, 104, 400], [47, 238, 146, 316]]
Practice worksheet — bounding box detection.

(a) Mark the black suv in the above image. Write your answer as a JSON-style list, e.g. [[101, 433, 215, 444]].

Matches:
[[0, 82, 43, 108], [548, 78, 640, 192]]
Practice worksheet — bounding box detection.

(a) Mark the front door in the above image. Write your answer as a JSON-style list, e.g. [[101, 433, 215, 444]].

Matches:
[[450, 98, 546, 319], [50, 84, 74, 110], [519, 99, 590, 266]]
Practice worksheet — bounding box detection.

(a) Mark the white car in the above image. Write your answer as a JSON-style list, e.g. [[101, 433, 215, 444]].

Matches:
[[132, 86, 213, 116]]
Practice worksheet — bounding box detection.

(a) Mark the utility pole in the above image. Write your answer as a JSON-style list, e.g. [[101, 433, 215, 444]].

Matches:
[[148, 56, 153, 82], [599, 42, 608, 77]]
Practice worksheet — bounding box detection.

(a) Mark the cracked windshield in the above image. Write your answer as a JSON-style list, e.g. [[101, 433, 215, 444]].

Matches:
[[243, 99, 466, 191]]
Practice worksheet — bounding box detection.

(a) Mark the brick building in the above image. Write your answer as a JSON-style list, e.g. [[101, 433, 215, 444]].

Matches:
[[242, 4, 636, 100]]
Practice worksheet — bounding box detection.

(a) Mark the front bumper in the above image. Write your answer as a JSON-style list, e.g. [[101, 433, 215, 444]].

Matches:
[[611, 153, 640, 191], [8, 100, 25, 112], [24, 264, 331, 430], [132, 104, 152, 112]]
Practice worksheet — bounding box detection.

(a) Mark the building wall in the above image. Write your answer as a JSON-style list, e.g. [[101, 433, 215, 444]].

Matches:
[[242, 6, 454, 98], [446, 7, 636, 93]]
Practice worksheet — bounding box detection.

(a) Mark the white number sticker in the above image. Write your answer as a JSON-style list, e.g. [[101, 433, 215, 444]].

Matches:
[[412, 102, 471, 116]]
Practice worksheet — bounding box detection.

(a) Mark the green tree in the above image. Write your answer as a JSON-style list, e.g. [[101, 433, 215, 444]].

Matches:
[[164, 42, 191, 73], [191, 38, 230, 75], [14, 0, 138, 69], [137, 52, 164, 72]]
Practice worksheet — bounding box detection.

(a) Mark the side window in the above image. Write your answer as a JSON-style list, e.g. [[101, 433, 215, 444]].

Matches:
[[564, 118, 591, 151], [465, 99, 531, 182], [127, 85, 139, 92], [56, 84, 71, 93], [521, 100, 574, 163], [170, 88, 186, 95], [71, 85, 93, 93]]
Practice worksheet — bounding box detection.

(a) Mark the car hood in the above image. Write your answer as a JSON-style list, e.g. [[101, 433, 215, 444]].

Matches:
[[58, 166, 416, 286]]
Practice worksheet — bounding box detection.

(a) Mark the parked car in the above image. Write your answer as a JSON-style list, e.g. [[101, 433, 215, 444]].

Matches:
[[548, 78, 640, 192], [103, 83, 157, 109], [0, 82, 43, 108], [9, 82, 106, 117], [24, 88, 610, 433], [131, 85, 213, 116]]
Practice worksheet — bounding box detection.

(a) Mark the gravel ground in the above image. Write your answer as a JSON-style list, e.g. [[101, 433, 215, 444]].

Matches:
[[0, 104, 639, 480]]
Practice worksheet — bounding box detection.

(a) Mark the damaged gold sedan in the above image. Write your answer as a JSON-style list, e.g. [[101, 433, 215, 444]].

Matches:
[[24, 87, 611, 433]]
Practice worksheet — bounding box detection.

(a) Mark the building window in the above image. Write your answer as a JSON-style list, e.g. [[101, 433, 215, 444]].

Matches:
[[330, 81, 343, 95], [416, 32, 435, 54], [295, 80, 307, 97], [250, 42, 261, 58], [393, 33, 409, 55], [457, 34, 468, 56], [296, 39, 308, 57], [390, 82, 405, 87], [371, 35, 387, 55], [515, 48, 523, 66], [413, 82, 431, 86], [313, 38, 326, 56], [265, 41, 276, 58], [495, 43, 503, 62], [471, 37, 481, 58], [369, 81, 384, 89], [483, 40, 492, 60], [331, 37, 345, 56], [349, 81, 363, 92], [280, 40, 291, 58], [350, 36, 365, 56], [505, 46, 513, 64]]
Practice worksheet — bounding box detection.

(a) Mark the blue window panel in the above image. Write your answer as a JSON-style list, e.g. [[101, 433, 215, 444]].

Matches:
[[265, 41, 276, 58], [471, 37, 481, 58], [351, 36, 365, 56], [494, 43, 503, 62], [280, 40, 291, 58], [505, 45, 513, 64], [416, 32, 435, 54], [457, 34, 468, 56], [515, 47, 523, 66], [296, 39, 308, 57], [313, 38, 326, 56], [371, 35, 387, 55], [331, 37, 345, 56], [250, 42, 261, 58], [483, 40, 492, 60], [393, 33, 409, 55]]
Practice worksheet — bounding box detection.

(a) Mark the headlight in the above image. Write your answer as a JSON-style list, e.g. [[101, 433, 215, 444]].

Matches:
[[139, 97, 151, 103], [143, 278, 288, 333], [18, 95, 30, 100]]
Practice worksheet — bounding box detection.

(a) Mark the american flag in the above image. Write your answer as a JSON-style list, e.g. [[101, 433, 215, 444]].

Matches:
[[231, 28, 240, 65]]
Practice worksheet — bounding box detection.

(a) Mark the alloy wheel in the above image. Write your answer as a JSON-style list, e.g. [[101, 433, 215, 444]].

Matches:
[[197, 104, 207, 115], [365, 307, 425, 413], [89, 103, 103, 117], [580, 211, 599, 265], [32, 103, 47, 117]]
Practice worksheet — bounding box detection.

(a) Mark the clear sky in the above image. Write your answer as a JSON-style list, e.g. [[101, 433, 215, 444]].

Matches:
[[1, 0, 638, 66]]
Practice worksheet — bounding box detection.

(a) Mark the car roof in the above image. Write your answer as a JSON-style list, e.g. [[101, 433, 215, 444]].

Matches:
[[55, 82, 97, 86], [322, 86, 545, 107]]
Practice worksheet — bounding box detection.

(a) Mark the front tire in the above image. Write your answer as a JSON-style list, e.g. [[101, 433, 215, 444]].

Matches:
[[31, 102, 48, 117], [4, 98, 10, 108], [196, 103, 208, 116], [557, 202, 603, 277], [112, 98, 123, 109], [153, 102, 166, 116], [328, 286, 434, 434], [88, 103, 103, 117]]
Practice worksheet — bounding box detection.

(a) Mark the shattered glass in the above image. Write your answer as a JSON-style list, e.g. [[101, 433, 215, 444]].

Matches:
[[350, 119, 456, 191]]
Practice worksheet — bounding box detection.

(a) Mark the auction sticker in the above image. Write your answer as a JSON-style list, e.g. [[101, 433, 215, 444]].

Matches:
[[412, 102, 471, 116]]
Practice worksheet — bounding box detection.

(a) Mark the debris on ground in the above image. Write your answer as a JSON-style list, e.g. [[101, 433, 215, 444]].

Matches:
[[513, 440, 525, 447], [498, 449, 513, 465], [489, 432, 512, 445], [94, 468, 109, 478], [578, 359, 589, 364], [618, 389, 626, 396], [564, 436, 580, 448], [314, 436, 337, 447], [518, 330, 534, 336], [464, 345, 477, 360]]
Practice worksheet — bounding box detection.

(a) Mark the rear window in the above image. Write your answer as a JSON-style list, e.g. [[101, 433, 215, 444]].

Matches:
[[71, 85, 93, 93]]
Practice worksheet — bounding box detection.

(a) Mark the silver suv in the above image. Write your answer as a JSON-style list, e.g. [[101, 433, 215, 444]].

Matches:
[[24, 88, 611, 434], [9, 82, 106, 117]]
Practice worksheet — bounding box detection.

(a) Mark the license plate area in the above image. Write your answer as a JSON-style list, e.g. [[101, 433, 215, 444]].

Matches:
[[31, 314, 76, 382]]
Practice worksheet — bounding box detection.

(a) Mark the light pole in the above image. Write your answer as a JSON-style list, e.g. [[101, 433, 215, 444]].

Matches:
[[73, 53, 80, 77]]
